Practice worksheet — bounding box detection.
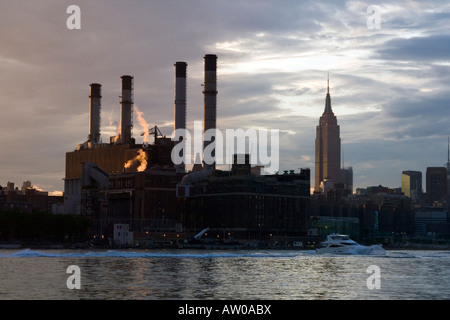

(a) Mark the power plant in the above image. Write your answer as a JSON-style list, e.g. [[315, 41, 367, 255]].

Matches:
[[64, 73, 143, 215], [63, 54, 311, 247], [64, 55, 220, 218]]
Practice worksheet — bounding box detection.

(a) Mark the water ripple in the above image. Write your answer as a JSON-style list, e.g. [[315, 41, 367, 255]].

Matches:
[[1, 249, 449, 299]]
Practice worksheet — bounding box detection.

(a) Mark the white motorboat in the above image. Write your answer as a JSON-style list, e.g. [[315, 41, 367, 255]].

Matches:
[[316, 233, 386, 255]]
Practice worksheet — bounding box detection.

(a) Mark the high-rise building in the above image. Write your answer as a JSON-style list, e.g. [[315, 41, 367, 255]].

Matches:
[[446, 136, 450, 199], [426, 167, 447, 205], [401, 170, 422, 204], [315, 76, 341, 192], [341, 167, 353, 194]]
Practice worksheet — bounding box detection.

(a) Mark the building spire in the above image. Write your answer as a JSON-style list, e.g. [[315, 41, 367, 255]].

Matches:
[[327, 72, 330, 94], [324, 73, 333, 115]]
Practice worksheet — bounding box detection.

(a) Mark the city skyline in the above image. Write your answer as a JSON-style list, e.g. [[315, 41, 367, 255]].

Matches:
[[1, 1, 449, 195]]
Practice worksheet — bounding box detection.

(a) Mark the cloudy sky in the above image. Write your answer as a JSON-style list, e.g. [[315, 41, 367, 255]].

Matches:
[[1, 0, 449, 195]]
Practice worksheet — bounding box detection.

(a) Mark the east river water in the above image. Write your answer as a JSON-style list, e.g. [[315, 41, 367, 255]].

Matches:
[[0, 248, 449, 300]]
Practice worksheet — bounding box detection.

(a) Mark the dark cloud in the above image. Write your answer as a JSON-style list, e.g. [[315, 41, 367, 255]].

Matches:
[[375, 35, 450, 61], [343, 135, 448, 189]]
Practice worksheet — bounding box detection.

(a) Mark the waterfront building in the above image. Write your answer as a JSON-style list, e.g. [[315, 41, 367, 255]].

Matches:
[[177, 159, 311, 242], [414, 209, 448, 237], [0, 182, 63, 214], [103, 168, 184, 242]]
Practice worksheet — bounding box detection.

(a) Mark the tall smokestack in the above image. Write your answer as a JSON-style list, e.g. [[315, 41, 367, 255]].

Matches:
[[203, 54, 217, 169], [89, 83, 101, 144], [174, 61, 187, 173], [120, 75, 133, 144]]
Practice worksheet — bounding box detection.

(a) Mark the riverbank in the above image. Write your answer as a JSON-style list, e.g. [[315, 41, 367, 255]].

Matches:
[[2, 241, 450, 251]]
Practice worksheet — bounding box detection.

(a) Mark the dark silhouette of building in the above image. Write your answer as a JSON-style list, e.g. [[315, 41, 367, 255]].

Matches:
[[101, 167, 184, 240], [341, 167, 353, 194], [176, 166, 311, 242], [0, 182, 63, 214], [445, 136, 450, 207], [426, 167, 447, 205]]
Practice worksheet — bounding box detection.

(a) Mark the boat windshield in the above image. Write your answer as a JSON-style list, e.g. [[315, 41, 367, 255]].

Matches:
[[341, 241, 357, 245], [330, 235, 350, 241]]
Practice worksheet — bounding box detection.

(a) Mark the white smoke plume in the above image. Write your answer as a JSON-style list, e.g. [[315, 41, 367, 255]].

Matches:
[[108, 109, 121, 143], [134, 104, 150, 145]]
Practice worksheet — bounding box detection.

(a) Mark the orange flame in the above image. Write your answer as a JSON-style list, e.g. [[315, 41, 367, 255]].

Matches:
[[124, 149, 148, 172]]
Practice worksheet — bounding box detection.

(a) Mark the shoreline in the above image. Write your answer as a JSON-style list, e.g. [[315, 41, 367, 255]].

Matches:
[[1, 242, 450, 251]]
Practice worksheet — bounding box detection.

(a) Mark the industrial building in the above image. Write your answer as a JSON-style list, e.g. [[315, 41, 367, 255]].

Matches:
[[63, 54, 312, 246], [177, 162, 311, 242], [63, 70, 182, 239], [64, 76, 146, 215]]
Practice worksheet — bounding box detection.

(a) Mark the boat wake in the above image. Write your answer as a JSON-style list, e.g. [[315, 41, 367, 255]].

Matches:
[[347, 244, 386, 256]]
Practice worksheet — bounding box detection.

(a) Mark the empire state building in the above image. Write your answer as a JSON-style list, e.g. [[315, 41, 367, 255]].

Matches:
[[314, 77, 341, 192]]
